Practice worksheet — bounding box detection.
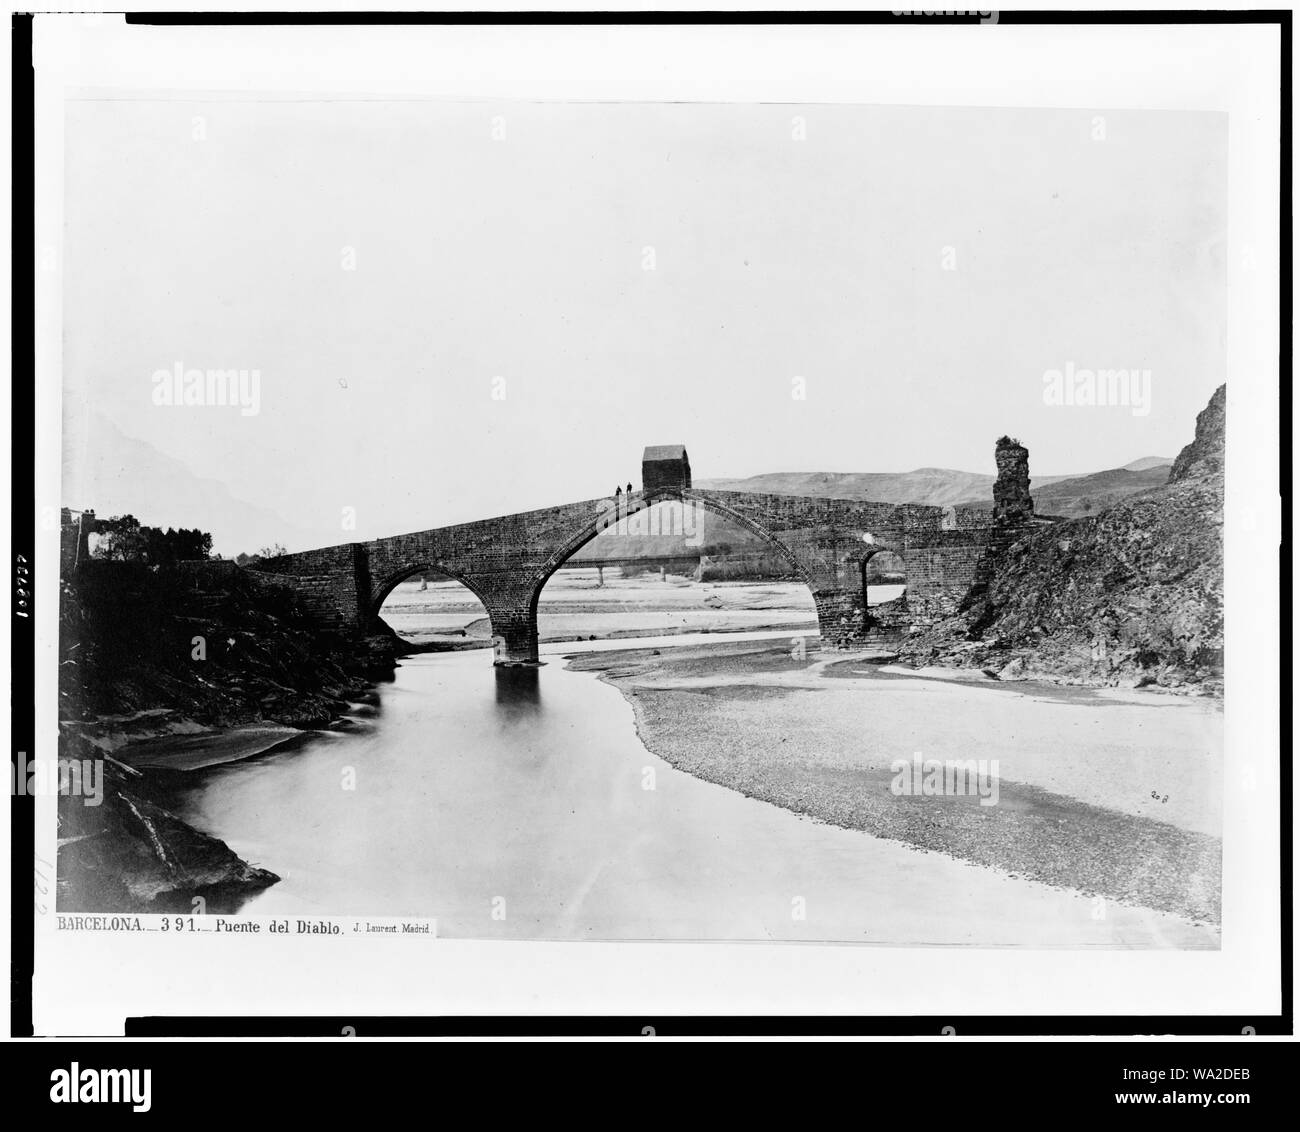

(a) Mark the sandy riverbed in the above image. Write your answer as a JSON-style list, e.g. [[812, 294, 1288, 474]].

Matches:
[[564, 637, 1222, 928], [379, 568, 854, 645]]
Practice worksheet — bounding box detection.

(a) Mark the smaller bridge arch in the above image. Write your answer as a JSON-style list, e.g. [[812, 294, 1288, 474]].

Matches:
[[369, 560, 494, 621], [370, 561, 496, 649], [860, 547, 909, 635]]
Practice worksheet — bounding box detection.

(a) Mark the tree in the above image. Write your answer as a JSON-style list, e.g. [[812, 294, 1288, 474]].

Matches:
[[93, 515, 146, 562], [91, 516, 212, 566], [235, 543, 286, 567]]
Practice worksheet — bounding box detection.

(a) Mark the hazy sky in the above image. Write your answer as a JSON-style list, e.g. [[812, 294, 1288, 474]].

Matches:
[[62, 99, 1226, 552]]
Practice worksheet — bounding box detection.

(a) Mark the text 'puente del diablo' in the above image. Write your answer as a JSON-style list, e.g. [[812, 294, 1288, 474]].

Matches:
[[251, 441, 1042, 666]]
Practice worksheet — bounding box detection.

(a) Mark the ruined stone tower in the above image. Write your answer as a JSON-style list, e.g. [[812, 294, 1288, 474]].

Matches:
[[992, 437, 1033, 525]]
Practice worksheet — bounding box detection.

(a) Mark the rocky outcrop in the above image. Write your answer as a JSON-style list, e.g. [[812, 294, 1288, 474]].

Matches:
[[56, 747, 278, 913], [900, 388, 1224, 694], [1169, 383, 1226, 484]]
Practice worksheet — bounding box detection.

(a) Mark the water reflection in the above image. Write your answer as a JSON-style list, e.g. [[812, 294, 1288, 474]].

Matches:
[[493, 665, 542, 712]]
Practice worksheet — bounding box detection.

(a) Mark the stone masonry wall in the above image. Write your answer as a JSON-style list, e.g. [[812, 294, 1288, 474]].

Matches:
[[256, 544, 367, 630]]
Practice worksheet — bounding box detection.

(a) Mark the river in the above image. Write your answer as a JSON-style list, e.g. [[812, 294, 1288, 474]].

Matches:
[[174, 634, 1219, 947]]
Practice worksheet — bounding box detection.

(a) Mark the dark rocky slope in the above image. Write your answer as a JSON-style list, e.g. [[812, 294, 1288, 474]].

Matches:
[[60, 560, 395, 731], [57, 561, 397, 912]]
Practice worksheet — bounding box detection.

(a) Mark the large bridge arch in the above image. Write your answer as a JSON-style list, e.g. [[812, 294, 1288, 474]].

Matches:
[[530, 489, 817, 595], [510, 487, 907, 665], [515, 490, 823, 666]]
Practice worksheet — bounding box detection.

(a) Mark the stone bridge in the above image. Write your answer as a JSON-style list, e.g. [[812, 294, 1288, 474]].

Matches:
[[254, 443, 1033, 665]]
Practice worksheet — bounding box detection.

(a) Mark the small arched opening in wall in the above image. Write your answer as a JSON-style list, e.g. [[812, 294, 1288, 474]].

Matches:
[[373, 565, 492, 651], [861, 549, 907, 630], [534, 496, 819, 647]]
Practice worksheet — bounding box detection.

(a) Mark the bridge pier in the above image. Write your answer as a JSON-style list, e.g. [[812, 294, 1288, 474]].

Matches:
[[484, 590, 543, 667], [813, 588, 870, 648], [491, 622, 540, 666]]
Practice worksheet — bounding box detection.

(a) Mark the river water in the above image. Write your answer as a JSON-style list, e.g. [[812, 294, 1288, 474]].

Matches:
[[173, 634, 1217, 947]]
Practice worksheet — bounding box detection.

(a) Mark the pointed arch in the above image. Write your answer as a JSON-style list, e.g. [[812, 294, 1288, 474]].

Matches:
[[530, 489, 817, 597], [370, 561, 495, 646], [370, 561, 493, 616]]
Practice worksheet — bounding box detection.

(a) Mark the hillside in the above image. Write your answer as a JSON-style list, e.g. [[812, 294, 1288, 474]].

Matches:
[[697, 460, 1172, 519], [696, 468, 1015, 507], [1027, 463, 1173, 518], [897, 387, 1224, 693]]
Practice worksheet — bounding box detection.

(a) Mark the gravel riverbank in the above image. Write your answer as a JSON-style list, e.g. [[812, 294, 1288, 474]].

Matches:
[[564, 638, 1222, 927]]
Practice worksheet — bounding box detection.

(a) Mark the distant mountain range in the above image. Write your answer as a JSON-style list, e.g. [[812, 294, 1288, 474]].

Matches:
[[699, 468, 1011, 508], [697, 457, 1174, 519]]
